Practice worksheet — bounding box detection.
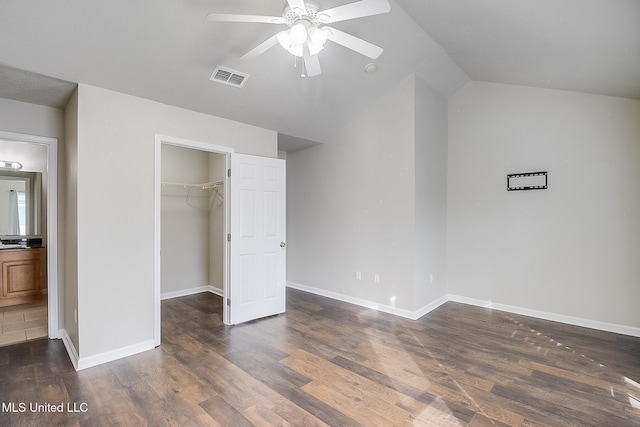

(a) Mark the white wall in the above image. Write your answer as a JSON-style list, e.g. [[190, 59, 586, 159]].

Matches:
[[72, 84, 276, 361], [288, 76, 449, 313], [447, 82, 640, 328]]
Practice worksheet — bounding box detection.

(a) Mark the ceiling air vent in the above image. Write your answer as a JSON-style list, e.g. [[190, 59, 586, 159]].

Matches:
[[209, 66, 249, 88]]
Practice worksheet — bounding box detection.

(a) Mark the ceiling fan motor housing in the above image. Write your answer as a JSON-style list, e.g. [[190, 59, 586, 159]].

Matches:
[[282, 1, 323, 27]]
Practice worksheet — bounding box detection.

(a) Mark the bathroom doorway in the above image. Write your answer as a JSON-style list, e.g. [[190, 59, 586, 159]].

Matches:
[[0, 131, 59, 346]]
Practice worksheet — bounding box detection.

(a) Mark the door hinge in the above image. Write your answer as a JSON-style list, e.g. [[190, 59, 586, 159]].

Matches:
[[227, 298, 231, 307], [228, 168, 231, 177], [227, 233, 231, 242]]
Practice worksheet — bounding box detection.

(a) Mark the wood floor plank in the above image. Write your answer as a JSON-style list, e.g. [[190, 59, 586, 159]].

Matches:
[[284, 348, 407, 412], [242, 404, 296, 427], [1, 289, 639, 426], [200, 394, 254, 427], [301, 380, 414, 427]]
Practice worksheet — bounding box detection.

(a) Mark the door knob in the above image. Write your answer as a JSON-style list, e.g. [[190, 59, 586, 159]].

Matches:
[[280, 242, 286, 248]]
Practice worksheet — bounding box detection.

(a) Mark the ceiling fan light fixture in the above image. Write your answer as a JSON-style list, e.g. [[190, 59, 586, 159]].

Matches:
[[278, 22, 328, 57], [277, 27, 306, 57], [289, 22, 308, 45], [307, 26, 328, 55], [307, 42, 323, 56], [277, 30, 292, 49]]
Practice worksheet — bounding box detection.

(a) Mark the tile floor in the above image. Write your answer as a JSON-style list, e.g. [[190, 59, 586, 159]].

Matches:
[[0, 299, 47, 347]]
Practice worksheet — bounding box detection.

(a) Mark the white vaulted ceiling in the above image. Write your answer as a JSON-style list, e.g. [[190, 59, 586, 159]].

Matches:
[[396, 0, 640, 100], [0, 0, 638, 147]]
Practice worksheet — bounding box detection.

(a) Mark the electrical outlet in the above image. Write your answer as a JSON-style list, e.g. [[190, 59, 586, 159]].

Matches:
[[356, 271, 362, 280], [74, 308, 78, 323], [430, 273, 434, 284], [374, 273, 380, 283]]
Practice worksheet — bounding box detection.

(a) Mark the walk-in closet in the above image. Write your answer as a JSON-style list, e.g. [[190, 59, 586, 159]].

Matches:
[[160, 144, 226, 307]]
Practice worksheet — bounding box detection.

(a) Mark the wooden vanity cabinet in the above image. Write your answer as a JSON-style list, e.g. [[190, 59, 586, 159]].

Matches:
[[0, 248, 45, 307]]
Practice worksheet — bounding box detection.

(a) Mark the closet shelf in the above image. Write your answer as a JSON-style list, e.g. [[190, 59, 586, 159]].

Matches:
[[161, 181, 224, 190], [161, 181, 225, 207]]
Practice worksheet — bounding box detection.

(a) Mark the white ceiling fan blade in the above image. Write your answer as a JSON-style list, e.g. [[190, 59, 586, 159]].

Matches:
[[240, 33, 281, 60], [286, 0, 308, 15], [324, 27, 383, 59], [303, 49, 322, 77], [207, 13, 285, 24], [318, 0, 390, 24]]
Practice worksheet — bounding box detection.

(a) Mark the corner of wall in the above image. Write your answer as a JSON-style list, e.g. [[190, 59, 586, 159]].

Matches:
[[62, 87, 79, 353], [412, 77, 448, 310]]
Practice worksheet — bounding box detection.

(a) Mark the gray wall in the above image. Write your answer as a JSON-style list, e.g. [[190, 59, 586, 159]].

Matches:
[[70, 84, 277, 361], [413, 77, 448, 308], [287, 75, 449, 313], [63, 89, 79, 351], [447, 81, 640, 328]]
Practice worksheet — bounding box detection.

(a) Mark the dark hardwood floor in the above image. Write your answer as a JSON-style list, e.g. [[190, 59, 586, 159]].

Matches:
[[1, 288, 639, 426]]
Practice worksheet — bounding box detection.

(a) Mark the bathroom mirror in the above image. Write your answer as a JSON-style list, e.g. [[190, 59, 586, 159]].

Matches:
[[0, 170, 42, 236]]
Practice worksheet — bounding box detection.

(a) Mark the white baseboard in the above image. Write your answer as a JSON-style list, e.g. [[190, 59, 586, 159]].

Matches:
[[447, 294, 640, 338], [413, 294, 450, 319], [161, 285, 223, 300], [287, 281, 447, 320], [286, 283, 640, 338], [63, 332, 155, 372], [61, 329, 80, 371], [75, 339, 156, 371], [60, 284, 639, 372], [447, 294, 493, 308], [59, 286, 223, 372], [59, 286, 222, 372]]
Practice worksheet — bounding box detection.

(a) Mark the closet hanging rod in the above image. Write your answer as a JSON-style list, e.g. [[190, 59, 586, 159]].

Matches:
[[161, 181, 223, 190]]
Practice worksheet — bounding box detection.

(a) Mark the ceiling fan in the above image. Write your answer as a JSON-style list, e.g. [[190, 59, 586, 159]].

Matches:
[[207, 0, 391, 77]]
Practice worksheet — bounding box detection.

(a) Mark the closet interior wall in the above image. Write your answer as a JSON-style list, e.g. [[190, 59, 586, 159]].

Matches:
[[160, 144, 225, 298]]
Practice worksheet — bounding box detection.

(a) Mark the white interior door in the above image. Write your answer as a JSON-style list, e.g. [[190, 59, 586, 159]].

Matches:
[[228, 153, 286, 324]]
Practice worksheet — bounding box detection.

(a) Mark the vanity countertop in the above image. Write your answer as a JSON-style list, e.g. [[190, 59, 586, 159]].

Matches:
[[0, 244, 24, 250]]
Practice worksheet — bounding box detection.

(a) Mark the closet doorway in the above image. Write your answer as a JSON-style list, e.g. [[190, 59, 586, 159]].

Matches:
[[154, 134, 287, 346], [159, 144, 228, 321]]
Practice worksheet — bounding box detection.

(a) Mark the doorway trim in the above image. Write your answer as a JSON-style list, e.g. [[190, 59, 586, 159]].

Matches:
[[0, 130, 59, 338], [153, 134, 233, 346]]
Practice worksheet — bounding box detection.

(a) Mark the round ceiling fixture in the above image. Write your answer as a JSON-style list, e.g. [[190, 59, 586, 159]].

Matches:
[[364, 62, 378, 74]]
